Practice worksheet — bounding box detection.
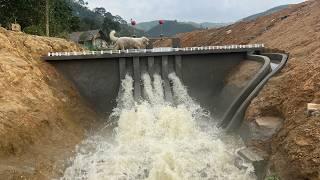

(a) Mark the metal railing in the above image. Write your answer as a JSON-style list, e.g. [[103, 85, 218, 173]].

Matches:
[[47, 44, 264, 57]]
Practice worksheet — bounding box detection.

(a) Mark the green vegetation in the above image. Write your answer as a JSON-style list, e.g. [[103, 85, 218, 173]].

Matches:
[[265, 175, 281, 180], [0, 0, 144, 38], [0, 0, 77, 36], [136, 21, 162, 32]]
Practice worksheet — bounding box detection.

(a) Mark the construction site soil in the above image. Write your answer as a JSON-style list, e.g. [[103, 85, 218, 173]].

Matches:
[[0, 28, 99, 179], [1, 0, 320, 179], [156, 0, 320, 179]]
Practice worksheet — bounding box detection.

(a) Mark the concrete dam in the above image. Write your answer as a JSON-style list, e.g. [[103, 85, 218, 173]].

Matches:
[[44, 44, 288, 179]]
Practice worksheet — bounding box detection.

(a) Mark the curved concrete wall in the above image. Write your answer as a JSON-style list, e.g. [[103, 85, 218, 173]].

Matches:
[[219, 53, 271, 128], [226, 53, 288, 132]]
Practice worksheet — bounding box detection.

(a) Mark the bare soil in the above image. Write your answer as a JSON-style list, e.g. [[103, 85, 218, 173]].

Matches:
[[0, 28, 99, 179], [156, 0, 320, 179], [1, 0, 320, 179], [225, 60, 262, 88]]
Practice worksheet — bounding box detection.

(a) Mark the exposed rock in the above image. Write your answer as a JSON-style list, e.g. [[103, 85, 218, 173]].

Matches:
[[250, 116, 283, 140], [237, 148, 267, 180], [238, 148, 265, 162], [307, 103, 320, 117]]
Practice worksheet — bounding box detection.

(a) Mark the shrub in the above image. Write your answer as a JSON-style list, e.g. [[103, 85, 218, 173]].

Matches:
[[23, 25, 45, 36]]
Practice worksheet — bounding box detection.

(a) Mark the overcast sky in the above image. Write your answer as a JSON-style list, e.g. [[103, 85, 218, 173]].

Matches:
[[87, 0, 305, 23]]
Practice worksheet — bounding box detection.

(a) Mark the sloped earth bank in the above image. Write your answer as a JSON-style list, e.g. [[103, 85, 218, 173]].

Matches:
[[0, 28, 99, 179], [157, 0, 320, 179]]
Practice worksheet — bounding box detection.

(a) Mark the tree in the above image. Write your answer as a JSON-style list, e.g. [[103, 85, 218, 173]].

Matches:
[[48, 0, 77, 36], [0, 0, 79, 36], [77, 0, 88, 6], [102, 17, 120, 41], [114, 15, 127, 25], [0, 0, 144, 38], [70, 16, 80, 31], [93, 7, 106, 16], [0, 0, 45, 29], [46, 0, 49, 36]]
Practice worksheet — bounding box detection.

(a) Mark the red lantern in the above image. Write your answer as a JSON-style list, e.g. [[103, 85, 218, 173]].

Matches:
[[131, 19, 136, 26], [159, 20, 164, 25]]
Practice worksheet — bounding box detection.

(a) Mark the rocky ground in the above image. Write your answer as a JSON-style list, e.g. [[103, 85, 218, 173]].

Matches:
[[0, 28, 99, 179], [157, 0, 320, 179]]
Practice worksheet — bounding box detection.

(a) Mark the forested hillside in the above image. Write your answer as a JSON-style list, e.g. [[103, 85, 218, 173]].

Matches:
[[0, 0, 144, 38], [69, 1, 145, 38]]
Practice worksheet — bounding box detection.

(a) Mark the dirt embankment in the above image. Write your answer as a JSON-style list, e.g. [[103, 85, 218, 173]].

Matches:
[[0, 28, 99, 179], [160, 1, 320, 179], [248, 1, 320, 179]]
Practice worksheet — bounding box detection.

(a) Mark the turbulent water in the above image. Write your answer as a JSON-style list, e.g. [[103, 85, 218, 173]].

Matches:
[[61, 73, 255, 180]]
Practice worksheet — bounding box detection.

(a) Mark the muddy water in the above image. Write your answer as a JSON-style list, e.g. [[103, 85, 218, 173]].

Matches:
[[61, 74, 255, 180]]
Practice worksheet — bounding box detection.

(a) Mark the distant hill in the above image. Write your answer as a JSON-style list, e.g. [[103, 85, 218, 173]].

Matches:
[[183, 22, 229, 29], [146, 20, 200, 37], [136, 21, 164, 31], [137, 4, 291, 35], [69, 2, 145, 37], [240, 5, 289, 22], [136, 20, 228, 32]]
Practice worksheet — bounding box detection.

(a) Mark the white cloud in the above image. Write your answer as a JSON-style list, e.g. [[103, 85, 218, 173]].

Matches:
[[87, 0, 305, 23]]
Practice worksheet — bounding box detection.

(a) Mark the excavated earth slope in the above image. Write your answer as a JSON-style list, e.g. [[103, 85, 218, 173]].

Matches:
[[1, 1, 320, 179], [0, 28, 98, 179], [154, 0, 320, 179]]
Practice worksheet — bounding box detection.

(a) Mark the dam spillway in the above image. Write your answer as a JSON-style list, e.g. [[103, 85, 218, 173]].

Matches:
[[43, 44, 288, 179], [43, 44, 287, 131]]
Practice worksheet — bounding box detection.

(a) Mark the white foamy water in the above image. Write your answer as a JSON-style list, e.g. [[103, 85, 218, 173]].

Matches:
[[61, 73, 255, 180]]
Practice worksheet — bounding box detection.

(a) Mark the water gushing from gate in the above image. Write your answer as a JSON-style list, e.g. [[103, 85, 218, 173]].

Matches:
[[61, 73, 255, 180]]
